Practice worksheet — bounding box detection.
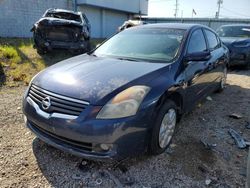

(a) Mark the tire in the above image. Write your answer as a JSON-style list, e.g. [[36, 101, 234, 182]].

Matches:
[[216, 66, 227, 93], [246, 62, 250, 70], [149, 100, 177, 155], [36, 47, 47, 55]]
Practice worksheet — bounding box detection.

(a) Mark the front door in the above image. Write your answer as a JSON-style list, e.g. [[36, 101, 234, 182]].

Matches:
[[183, 28, 211, 110]]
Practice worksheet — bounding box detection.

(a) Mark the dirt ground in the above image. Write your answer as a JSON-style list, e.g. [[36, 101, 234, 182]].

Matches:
[[0, 70, 249, 188]]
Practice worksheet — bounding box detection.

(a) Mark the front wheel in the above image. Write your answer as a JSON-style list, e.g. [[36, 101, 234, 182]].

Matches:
[[149, 100, 177, 155]]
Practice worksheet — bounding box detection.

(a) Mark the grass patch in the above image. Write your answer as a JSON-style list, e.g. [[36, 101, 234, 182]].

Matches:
[[0, 39, 45, 86], [0, 38, 105, 87], [90, 38, 106, 49]]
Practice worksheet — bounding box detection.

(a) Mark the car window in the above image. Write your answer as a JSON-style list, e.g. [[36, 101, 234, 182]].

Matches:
[[216, 36, 221, 47], [204, 29, 219, 50], [45, 12, 81, 22], [217, 26, 250, 38], [188, 29, 207, 54]]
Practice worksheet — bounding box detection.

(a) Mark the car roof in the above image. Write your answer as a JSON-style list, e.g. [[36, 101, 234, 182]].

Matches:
[[138, 23, 207, 30]]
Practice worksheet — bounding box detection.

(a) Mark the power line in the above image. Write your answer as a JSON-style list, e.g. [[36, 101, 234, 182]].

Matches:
[[221, 7, 250, 18], [150, 0, 174, 2]]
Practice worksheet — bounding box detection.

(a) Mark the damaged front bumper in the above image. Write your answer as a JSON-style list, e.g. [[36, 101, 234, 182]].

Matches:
[[23, 95, 153, 160], [228, 47, 250, 67]]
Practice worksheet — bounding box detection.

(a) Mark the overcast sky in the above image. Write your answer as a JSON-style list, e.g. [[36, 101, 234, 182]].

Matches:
[[148, 0, 250, 19]]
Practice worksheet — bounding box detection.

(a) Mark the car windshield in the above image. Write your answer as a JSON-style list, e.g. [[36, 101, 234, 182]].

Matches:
[[217, 26, 250, 38], [94, 28, 186, 63], [45, 12, 81, 22]]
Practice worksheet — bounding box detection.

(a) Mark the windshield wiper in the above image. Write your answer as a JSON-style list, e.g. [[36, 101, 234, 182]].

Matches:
[[88, 52, 97, 57], [116, 57, 139, 62]]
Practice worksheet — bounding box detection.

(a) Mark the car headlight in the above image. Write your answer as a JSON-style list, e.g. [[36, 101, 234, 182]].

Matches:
[[96, 86, 150, 119], [28, 70, 44, 86]]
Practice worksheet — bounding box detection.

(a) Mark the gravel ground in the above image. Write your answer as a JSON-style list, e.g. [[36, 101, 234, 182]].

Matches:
[[0, 70, 249, 188]]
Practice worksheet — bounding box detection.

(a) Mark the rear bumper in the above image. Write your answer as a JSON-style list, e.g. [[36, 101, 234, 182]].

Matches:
[[34, 34, 88, 50]]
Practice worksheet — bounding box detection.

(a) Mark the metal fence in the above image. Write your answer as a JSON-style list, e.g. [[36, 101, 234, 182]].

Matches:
[[137, 17, 250, 30]]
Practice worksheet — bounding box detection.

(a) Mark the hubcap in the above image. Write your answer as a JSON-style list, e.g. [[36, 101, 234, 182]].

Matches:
[[159, 108, 177, 148]]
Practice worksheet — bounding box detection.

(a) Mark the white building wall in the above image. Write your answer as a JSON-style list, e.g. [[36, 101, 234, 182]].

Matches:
[[0, 0, 147, 38], [79, 6, 102, 38], [78, 6, 129, 38], [104, 10, 128, 37], [77, 0, 148, 15], [0, 0, 72, 37]]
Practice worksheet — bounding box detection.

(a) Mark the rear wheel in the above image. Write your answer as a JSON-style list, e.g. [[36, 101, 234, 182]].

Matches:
[[246, 62, 250, 70], [36, 47, 47, 55], [216, 66, 227, 92], [149, 100, 177, 155]]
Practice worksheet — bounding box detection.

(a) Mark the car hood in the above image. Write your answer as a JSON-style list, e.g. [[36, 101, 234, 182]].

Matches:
[[221, 37, 250, 46], [32, 54, 167, 105]]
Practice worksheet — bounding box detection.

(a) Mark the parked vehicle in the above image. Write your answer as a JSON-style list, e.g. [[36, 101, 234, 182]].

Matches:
[[31, 8, 91, 54], [217, 24, 250, 68], [118, 20, 146, 32], [23, 23, 229, 160]]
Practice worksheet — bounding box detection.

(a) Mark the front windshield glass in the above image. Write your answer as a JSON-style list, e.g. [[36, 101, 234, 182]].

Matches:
[[217, 26, 250, 38], [94, 28, 186, 63]]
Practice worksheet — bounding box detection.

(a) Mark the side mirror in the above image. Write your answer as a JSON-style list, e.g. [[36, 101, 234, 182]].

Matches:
[[184, 51, 211, 62]]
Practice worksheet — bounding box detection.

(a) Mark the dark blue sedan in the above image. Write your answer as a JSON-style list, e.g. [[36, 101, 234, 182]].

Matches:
[[23, 23, 229, 160]]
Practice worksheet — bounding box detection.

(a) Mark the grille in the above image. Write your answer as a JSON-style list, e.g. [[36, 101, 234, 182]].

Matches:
[[28, 84, 89, 116], [48, 31, 71, 41]]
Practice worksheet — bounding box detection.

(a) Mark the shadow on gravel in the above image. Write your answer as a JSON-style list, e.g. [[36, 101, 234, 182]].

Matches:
[[229, 66, 250, 75], [31, 83, 250, 187], [0, 63, 6, 86], [39, 49, 74, 67]]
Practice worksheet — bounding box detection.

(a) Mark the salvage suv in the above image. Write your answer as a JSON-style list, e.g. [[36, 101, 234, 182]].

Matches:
[[23, 24, 229, 160], [31, 8, 91, 54]]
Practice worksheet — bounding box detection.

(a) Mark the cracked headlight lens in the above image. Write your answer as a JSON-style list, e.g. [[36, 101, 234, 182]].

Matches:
[[96, 86, 150, 119]]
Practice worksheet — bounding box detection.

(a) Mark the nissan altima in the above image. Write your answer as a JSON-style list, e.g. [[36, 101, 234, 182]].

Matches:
[[23, 23, 229, 160]]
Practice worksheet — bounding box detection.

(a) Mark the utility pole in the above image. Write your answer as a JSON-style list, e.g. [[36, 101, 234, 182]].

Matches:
[[215, 0, 223, 19], [138, 0, 142, 21], [174, 0, 179, 18]]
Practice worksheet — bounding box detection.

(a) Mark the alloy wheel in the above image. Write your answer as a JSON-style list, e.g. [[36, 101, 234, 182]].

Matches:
[[158, 108, 177, 148]]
